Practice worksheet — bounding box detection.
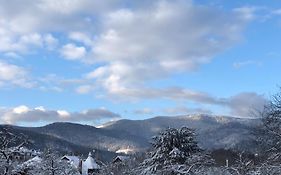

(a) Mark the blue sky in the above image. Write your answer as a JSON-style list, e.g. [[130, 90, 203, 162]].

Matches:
[[0, 0, 280, 126]]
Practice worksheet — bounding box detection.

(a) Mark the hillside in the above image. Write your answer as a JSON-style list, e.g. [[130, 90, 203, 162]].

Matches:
[[0, 114, 259, 160]]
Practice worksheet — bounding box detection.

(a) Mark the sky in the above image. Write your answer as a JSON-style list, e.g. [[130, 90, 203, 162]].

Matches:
[[0, 0, 280, 126]]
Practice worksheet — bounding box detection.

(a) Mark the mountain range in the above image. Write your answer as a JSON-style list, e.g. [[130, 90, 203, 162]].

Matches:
[[0, 114, 260, 161]]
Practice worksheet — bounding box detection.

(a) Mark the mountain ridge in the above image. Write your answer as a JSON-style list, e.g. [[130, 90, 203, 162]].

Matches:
[[0, 114, 259, 160]]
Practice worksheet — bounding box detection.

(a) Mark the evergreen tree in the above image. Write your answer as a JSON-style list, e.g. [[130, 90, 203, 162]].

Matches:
[[136, 127, 212, 175]]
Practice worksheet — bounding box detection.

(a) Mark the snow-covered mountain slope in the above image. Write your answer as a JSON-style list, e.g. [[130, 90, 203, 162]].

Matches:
[[102, 114, 259, 151], [0, 114, 260, 158]]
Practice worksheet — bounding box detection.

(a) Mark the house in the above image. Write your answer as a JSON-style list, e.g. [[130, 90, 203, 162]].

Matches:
[[61, 155, 81, 168], [82, 152, 100, 175], [112, 155, 130, 164], [23, 155, 42, 166], [61, 151, 101, 175], [9, 147, 40, 161]]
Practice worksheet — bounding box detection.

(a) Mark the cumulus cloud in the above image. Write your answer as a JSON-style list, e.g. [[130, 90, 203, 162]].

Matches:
[[60, 43, 86, 60], [0, 0, 119, 55], [0, 0, 265, 119], [0, 0, 251, 95], [225, 92, 267, 117], [69, 32, 93, 46], [0, 61, 34, 88], [163, 106, 213, 116], [80, 0, 250, 101], [0, 105, 121, 125]]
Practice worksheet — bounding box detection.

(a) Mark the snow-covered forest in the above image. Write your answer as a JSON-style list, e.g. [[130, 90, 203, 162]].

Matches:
[[1, 90, 281, 175]]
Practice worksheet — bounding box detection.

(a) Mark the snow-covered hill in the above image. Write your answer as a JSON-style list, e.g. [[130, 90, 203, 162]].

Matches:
[[0, 114, 259, 160], [102, 114, 259, 151]]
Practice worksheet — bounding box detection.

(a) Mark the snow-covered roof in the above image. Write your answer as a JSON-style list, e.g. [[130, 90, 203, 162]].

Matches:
[[23, 156, 42, 166], [83, 152, 100, 170], [113, 155, 130, 162], [9, 146, 39, 155], [61, 155, 80, 168]]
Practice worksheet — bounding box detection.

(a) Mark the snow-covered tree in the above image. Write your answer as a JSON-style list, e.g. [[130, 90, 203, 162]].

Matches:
[[135, 127, 213, 175], [40, 149, 80, 175], [0, 128, 29, 175], [255, 89, 281, 174], [226, 152, 256, 175], [257, 90, 281, 153], [13, 149, 80, 175], [100, 153, 145, 175]]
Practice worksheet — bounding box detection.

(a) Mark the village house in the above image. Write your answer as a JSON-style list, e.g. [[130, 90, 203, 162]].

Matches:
[[62, 151, 101, 175], [112, 155, 130, 164]]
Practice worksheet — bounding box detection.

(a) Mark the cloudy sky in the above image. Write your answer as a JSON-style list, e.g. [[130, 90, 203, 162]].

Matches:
[[0, 0, 280, 126]]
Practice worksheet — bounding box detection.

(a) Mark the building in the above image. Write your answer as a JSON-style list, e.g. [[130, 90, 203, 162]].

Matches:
[[61, 155, 81, 168], [82, 152, 100, 175], [112, 155, 130, 164], [62, 151, 101, 175]]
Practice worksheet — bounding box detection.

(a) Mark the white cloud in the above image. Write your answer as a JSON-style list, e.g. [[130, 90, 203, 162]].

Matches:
[[0, 0, 118, 56], [43, 34, 59, 50], [60, 43, 86, 60], [69, 32, 93, 46], [0, 0, 252, 97], [0, 61, 33, 88], [233, 7, 257, 21], [92, 2, 245, 66], [0, 0, 265, 119], [134, 108, 154, 115], [19, 33, 43, 47], [78, 0, 250, 102], [13, 105, 30, 114], [0, 106, 121, 125], [233, 60, 262, 69], [76, 85, 93, 94], [272, 9, 281, 15], [163, 106, 212, 115]]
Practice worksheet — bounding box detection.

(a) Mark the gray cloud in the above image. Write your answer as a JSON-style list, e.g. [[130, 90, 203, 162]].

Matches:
[[224, 92, 267, 117], [134, 108, 154, 115], [163, 106, 213, 116], [0, 106, 121, 125], [127, 89, 267, 118], [108, 86, 267, 117]]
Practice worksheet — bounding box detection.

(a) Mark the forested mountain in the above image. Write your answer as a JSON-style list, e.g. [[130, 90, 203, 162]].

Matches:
[[0, 114, 259, 161]]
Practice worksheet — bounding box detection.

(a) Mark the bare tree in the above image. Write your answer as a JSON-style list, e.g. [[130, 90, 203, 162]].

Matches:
[[255, 89, 281, 174], [40, 148, 79, 175], [0, 127, 29, 175], [226, 152, 256, 175]]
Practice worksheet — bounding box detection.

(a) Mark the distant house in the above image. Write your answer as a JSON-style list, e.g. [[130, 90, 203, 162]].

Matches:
[[82, 152, 100, 175], [112, 155, 130, 164], [61, 155, 81, 168], [62, 151, 101, 175], [9, 147, 40, 161], [23, 155, 42, 166]]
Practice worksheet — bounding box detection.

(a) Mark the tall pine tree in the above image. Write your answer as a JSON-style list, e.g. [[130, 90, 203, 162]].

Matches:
[[137, 127, 212, 175]]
